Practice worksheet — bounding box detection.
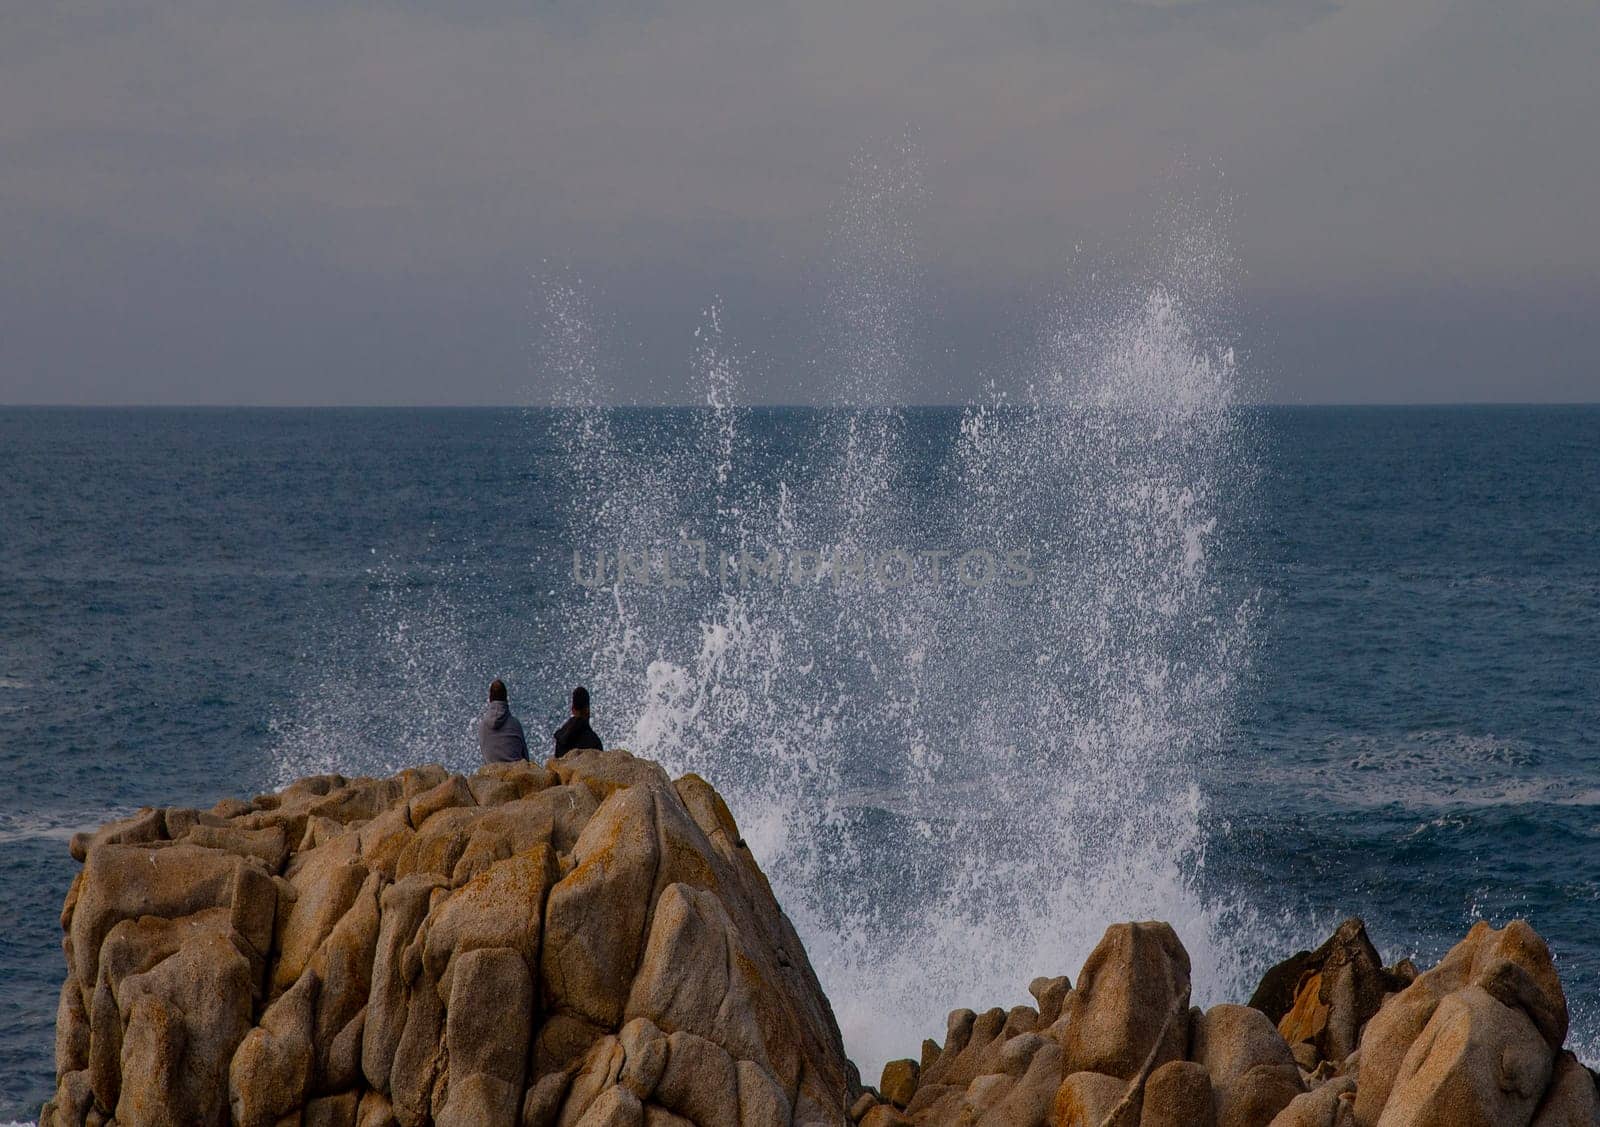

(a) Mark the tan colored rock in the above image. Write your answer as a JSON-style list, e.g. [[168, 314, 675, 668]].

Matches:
[[1352, 979, 1440, 1124], [407, 774, 477, 826], [961, 1073, 1017, 1120], [618, 1017, 669, 1100], [1355, 920, 1567, 1124], [323, 1005, 368, 1102], [185, 821, 290, 872], [737, 1058, 793, 1125], [115, 993, 186, 1126], [1192, 1003, 1305, 1127], [571, 1083, 645, 1127], [1291, 1041, 1321, 1072], [41, 1068, 95, 1127], [387, 967, 445, 1127], [1058, 922, 1192, 1081], [1031, 975, 1073, 1027], [436, 1071, 521, 1127], [55, 976, 90, 1078], [916, 1007, 1008, 1096], [306, 1090, 360, 1127], [1376, 985, 1552, 1127], [445, 946, 534, 1089], [354, 806, 416, 881], [524, 1069, 573, 1126], [880, 1058, 919, 1107], [1252, 920, 1395, 1066], [69, 841, 249, 990], [355, 1088, 398, 1127], [1141, 1059, 1215, 1127], [36, 751, 880, 1127], [309, 870, 382, 1089], [397, 763, 451, 798], [1000, 1032, 1050, 1076], [974, 1037, 1065, 1127], [447, 784, 599, 885], [272, 841, 369, 994], [230, 970, 319, 1127], [309, 776, 404, 826], [1267, 1076, 1356, 1127], [645, 1106, 698, 1127], [87, 973, 121, 1112], [625, 883, 773, 1074], [113, 928, 254, 1126], [394, 805, 479, 880], [70, 807, 165, 862], [423, 844, 557, 978], [562, 1036, 626, 1127], [543, 786, 659, 1028], [475, 758, 557, 793], [361, 873, 444, 1091], [1053, 1070, 1134, 1126], [653, 1030, 739, 1127], [552, 748, 673, 802], [535, 1012, 612, 1078], [1530, 1052, 1600, 1126], [859, 1107, 913, 1127]]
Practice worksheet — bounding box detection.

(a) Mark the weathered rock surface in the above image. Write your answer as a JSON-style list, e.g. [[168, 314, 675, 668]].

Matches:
[[42, 750, 854, 1127], [42, 750, 1598, 1127], [845, 916, 1594, 1127]]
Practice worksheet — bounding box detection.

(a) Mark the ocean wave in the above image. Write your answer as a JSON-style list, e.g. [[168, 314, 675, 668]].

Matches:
[[0, 810, 129, 846]]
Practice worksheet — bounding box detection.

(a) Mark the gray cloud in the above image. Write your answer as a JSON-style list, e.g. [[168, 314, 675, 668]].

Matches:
[[1, 0, 1596, 404]]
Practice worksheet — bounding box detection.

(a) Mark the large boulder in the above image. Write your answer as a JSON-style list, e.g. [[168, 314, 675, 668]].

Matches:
[[1374, 985, 1552, 1127], [1140, 1059, 1216, 1127], [1058, 922, 1192, 1081], [1250, 920, 1400, 1067], [1530, 1053, 1600, 1127], [1191, 1004, 1304, 1127], [1354, 919, 1568, 1125], [42, 751, 854, 1126]]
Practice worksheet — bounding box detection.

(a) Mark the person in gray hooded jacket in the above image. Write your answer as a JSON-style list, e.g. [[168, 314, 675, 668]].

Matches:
[[478, 678, 529, 764]]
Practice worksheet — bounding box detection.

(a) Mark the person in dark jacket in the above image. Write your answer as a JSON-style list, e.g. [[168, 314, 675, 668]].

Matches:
[[478, 679, 529, 764], [553, 685, 603, 757]]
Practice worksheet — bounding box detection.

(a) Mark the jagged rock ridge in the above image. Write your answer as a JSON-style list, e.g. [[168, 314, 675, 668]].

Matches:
[[44, 749, 854, 1127], [41, 748, 1600, 1127]]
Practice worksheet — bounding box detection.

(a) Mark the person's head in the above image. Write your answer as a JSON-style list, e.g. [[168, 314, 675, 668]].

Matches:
[[571, 685, 590, 716], [488, 679, 508, 703]]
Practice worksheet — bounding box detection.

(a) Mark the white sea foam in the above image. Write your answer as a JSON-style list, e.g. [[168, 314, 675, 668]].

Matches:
[[537, 158, 1266, 1075]]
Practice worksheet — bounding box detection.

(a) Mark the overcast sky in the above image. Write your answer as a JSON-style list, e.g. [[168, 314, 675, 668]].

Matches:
[[3, 0, 1597, 405]]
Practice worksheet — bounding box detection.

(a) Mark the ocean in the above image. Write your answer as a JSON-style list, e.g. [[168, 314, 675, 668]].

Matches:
[[1, 403, 1597, 1120]]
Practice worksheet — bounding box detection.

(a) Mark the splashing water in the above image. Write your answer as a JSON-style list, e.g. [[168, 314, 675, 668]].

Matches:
[[268, 156, 1267, 1077], [536, 178, 1264, 1073]]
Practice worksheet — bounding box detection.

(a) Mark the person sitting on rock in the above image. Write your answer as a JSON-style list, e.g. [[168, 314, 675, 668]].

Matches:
[[478, 678, 529, 764], [553, 685, 604, 757]]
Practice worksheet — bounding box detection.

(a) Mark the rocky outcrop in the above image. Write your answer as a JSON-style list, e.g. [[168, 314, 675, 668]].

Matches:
[[41, 749, 1599, 1127], [42, 750, 855, 1127], [848, 916, 1596, 1127]]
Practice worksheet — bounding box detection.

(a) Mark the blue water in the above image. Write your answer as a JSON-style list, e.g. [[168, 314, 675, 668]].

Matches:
[[1, 405, 1597, 1119]]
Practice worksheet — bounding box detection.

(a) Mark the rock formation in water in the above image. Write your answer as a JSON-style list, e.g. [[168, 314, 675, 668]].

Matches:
[[850, 910, 1598, 1127], [42, 748, 1600, 1127]]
